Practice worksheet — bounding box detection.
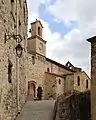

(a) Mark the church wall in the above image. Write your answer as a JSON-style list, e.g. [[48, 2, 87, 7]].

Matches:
[[74, 71, 91, 92], [56, 77, 64, 97], [44, 73, 74, 100], [30, 23, 36, 36], [64, 74, 74, 94], [46, 61, 52, 72], [46, 60, 73, 75], [44, 73, 57, 100], [27, 53, 46, 99], [58, 66, 73, 75], [36, 38, 46, 56], [27, 38, 36, 53]]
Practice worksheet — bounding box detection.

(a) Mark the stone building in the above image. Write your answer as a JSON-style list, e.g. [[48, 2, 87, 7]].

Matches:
[[0, 0, 28, 120], [27, 19, 91, 100], [87, 36, 96, 120]]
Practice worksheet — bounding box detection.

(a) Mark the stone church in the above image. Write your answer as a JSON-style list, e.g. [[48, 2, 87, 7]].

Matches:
[[27, 19, 91, 100]]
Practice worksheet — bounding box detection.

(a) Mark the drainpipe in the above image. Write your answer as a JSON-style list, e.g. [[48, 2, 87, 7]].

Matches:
[[16, 0, 20, 113]]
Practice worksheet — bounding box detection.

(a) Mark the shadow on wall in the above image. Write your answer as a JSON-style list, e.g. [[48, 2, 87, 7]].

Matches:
[[53, 90, 91, 120]]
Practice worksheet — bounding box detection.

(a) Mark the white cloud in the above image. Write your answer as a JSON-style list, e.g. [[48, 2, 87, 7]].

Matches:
[[27, 0, 44, 14], [48, 0, 96, 38]]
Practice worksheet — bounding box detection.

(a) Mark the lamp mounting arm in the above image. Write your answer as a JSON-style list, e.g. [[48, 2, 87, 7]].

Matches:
[[4, 33, 23, 43]]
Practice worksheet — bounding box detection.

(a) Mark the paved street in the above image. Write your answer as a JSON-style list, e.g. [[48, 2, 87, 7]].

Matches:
[[17, 100, 55, 120]]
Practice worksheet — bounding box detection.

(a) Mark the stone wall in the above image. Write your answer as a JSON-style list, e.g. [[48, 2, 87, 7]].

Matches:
[[64, 74, 74, 94], [44, 73, 74, 100], [74, 71, 91, 92], [91, 41, 96, 120], [27, 53, 46, 99], [44, 73, 57, 100], [46, 60, 73, 75], [87, 37, 96, 120], [53, 91, 91, 120], [0, 0, 28, 120], [56, 77, 64, 97]]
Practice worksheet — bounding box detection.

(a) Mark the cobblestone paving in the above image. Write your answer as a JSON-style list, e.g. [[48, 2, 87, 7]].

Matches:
[[17, 100, 55, 120]]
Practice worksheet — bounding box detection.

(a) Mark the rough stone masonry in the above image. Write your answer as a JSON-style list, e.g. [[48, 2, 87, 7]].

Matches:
[[0, 0, 28, 120]]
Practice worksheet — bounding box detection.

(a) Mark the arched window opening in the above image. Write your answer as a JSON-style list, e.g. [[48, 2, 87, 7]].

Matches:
[[58, 79, 61, 84], [77, 76, 80, 86], [47, 68, 50, 72], [11, 0, 14, 2], [11, 0, 14, 11], [32, 56, 35, 65], [8, 60, 13, 83], [38, 27, 41, 36], [86, 80, 88, 88]]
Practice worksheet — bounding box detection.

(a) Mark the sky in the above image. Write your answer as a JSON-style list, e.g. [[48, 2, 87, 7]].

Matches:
[[26, 0, 96, 76]]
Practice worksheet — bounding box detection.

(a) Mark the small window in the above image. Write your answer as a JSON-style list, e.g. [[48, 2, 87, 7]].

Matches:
[[19, 20, 21, 26], [77, 76, 80, 86], [38, 56, 40, 60], [86, 80, 88, 88], [19, 19, 21, 32], [32, 56, 35, 65], [8, 60, 13, 83], [38, 27, 41, 36], [47, 68, 50, 72], [11, 0, 14, 10], [11, 0, 14, 2], [59, 79, 61, 84]]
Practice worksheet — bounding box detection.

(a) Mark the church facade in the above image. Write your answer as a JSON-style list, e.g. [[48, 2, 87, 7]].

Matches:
[[27, 19, 91, 100]]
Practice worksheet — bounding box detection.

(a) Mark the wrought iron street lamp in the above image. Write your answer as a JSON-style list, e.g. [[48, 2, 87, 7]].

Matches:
[[4, 33, 23, 58], [15, 43, 23, 58]]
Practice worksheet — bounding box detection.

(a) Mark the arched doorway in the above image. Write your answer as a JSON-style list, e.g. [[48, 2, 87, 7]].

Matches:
[[27, 81, 36, 101], [37, 86, 43, 100]]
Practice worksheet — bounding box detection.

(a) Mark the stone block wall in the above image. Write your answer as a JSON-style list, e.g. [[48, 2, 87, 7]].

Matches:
[[87, 38, 96, 120], [64, 74, 74, 94], [56, 77, 64, 97], [46, 60, 73, 75], [44, 73, 74, 100], [44, 73, 57, 100], [91, 41, 96, 120], [74, 71, 91, 92], [53, 91, 91, 120], [27, 53, 46, 98], [0, 0, 28, 120]]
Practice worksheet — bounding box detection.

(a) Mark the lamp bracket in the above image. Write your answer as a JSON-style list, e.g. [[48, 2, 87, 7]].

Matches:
[[5, 33, 23, 43]]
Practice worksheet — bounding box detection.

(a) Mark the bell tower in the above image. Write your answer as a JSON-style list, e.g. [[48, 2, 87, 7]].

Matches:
[[29, 19, 43, 37], [27, 19, 46, 56]]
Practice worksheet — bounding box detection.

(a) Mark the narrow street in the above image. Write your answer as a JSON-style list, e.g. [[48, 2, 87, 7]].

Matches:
[[16, 100, 55, 120]]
